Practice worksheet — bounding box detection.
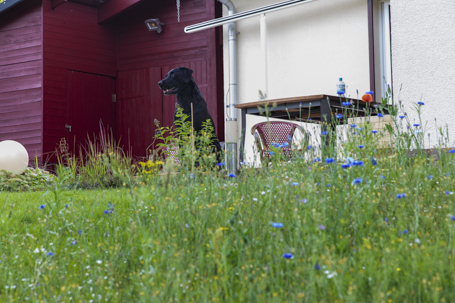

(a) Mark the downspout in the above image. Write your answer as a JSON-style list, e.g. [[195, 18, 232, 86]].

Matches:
[[217, 0, 238, 172]]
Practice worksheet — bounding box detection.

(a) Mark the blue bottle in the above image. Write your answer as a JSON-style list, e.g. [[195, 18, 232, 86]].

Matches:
[[337, 78, 345, 96]]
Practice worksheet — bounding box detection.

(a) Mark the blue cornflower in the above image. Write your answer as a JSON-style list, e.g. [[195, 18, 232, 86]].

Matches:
[[283, 253, 294, 259], [272, 223, 283, 228], [428, 175, 433, 180], [341, 164, 350, 169], [314, 158, 321, 163], [47, 252, 54, 256], [357, 127, 363, 131], [65, 204, 68, 208], [39, 205, 45, 209], [380, 175, 385, 179], [403, 229, 408, 234], [325, 158, 335, 164], [336, 113, 343, 119], [217, 162, 225, 167], [358, 145, 365, 149], [78, 230, 82, 235], [228, 173, 236, 178], [337, 90, 345, 95], [269, 151, 275, 156], [353, 161, 364, 166], [300, 199, 308, 204], [371, 130, 378, 134], [452, 216, 455, 221], [353, 178, 363, 184], [450, 150, 455, 154], [399, 115, 405, 119], [396, 193, 407, 199], [326, 184, 331, 187], [321, 131, 328, 135], [371, 157, 377, 166], [346, 157, 355, 164], [278, 144, 284, 149], [314, 263, 321, 270], [287, 135, 292, 141], [318, 225, 326, 231], [413, 123, 420, 127], [366, 91, 374, 95], [342, 102, 350, 106], [104, 210, 113, 215], [385, 218, 389, 223], [291, 182, 299, 187], [350, 124, 357, 128], [377, 113, 384, 118], [71, 240, 77, 245], [417, 101, 424, 105], [283, 142, 289, 147], [307, 145, 312, 150]]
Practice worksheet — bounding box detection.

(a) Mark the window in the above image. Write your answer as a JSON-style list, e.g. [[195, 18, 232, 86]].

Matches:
[[379, 1, 392, 101]]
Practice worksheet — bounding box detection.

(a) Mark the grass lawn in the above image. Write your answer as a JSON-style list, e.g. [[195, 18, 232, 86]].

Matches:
[[2, 153, 455, 302]]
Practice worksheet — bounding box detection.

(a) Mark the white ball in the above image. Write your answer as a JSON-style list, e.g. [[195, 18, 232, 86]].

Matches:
[[0, 140, 29, 175]]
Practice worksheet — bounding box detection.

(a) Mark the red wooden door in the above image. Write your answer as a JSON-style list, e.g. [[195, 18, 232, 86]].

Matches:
[[67, 70, 116, 157], [116, 67, 162, 158]]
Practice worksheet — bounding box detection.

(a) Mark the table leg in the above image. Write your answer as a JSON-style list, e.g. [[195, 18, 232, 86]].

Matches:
[[240, 108, 247, 163]]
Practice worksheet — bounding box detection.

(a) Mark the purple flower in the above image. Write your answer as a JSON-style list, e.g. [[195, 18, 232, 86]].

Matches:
[[71, 240, 77, 245], [39, 205, 45, 209], [446, 191, 450, 195], [399, 115, 405, 119], [314, 263, 321, 270], [300, 199, 308, 204], [321, 131, 328, 135], [403, 229, 408, 234], [283, 253, 294, 259], [318, 225, 326, 231], [228, 173, 236, 178], [358, 145, 365, 149], [371, 130, 378, 134], [428, 175, 433, 180], [417, 101, 424, 105], [78, 230, 82, 235], [336, 113, 343, 119], [65, 204, 68, 208], [452, 216, 455, 221], [326, 184, 331, 187], [353, 178, 363, 184], [47, 252, 54, 256], [377, 113, 384, 118], [272, 223, 283, 228], [385, 218, 389, 223]]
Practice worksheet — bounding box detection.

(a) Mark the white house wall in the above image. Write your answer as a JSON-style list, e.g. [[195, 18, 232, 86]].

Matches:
[[221, 0, 371, 164], [390, 0, 455, 148]]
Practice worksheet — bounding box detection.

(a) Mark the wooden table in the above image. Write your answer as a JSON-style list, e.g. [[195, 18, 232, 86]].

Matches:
[[234, 94, 389, 162]]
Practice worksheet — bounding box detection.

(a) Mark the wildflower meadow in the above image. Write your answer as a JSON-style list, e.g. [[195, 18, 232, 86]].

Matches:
[[1, 97, 455, 302]]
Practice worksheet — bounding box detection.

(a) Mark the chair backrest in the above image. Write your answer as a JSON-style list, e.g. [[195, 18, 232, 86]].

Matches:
[[252, 121, 301, 150]]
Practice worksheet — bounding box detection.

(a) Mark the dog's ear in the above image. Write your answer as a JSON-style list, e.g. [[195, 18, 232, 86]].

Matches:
[[182, 68, 194, 83]]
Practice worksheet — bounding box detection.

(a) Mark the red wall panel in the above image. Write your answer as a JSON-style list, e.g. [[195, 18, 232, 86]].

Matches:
[[42, 0, 117, 158], [0, 0, 42, 158]]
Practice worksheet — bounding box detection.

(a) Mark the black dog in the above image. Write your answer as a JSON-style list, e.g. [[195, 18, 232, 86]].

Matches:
[[158, 67, 222, 160]]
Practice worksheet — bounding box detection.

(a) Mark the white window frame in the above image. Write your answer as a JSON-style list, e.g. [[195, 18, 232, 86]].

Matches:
[[379, 1, 392, 102]]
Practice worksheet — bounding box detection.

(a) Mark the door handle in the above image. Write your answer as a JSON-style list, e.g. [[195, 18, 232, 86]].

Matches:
[[65, 124, 72, 132]]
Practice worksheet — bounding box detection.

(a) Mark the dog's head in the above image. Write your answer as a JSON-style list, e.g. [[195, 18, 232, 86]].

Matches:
[[158, 67, 194, 96]]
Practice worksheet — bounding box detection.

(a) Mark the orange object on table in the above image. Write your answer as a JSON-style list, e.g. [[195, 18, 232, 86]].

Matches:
[[362, 93, 373, 102]]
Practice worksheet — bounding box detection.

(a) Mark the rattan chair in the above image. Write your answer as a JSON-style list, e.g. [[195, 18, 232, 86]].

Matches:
[[251, 121, 306, 164]]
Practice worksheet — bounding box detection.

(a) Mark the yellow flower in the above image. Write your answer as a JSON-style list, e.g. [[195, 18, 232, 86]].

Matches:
[[156, 161, 164, 165], [396, 268, 401, 272], [139, 162, 146, 167]]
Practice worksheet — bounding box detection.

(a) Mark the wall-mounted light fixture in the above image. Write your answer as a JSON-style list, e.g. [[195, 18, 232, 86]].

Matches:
[[145, 18, 165, 33]]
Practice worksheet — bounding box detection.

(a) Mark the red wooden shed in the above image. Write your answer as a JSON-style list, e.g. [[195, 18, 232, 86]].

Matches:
[[0, 0, 224, 161]]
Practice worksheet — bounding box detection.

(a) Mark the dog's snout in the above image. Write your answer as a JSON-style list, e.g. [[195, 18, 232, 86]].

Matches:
[[158, 80, 164, 88]]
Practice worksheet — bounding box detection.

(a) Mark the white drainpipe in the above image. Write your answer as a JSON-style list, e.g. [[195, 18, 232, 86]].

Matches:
[[217, 0, 238, 172]]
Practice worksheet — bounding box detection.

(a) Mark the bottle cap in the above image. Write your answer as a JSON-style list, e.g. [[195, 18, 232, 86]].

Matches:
[[339, 78, 342, 81]]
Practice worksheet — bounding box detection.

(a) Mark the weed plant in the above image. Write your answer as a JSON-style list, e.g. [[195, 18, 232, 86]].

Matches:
[[2, 95, 455, 302]]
